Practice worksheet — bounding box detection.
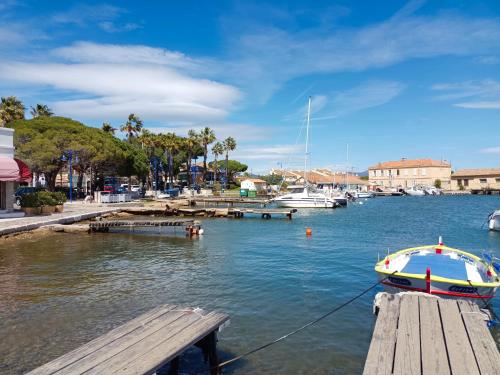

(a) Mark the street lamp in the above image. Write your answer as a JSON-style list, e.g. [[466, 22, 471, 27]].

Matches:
[[62, 150, 78, 203]]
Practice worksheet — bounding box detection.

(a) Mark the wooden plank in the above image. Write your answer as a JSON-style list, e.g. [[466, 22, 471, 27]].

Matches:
[[85, 311, 229, 375], [53, 309, 193, 375], [458, 300, 500, 375], [419, 296, 450, 375], [114, 312, 228, 375], [28, 305, 179, 374], [438, 299, 480, 375], [393, 294, 420, 375], [363, 293, 401, 375]]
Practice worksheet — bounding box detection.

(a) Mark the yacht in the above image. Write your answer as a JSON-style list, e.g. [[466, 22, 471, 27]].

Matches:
[[405, 186, 425, 196], [273, 97, 337, 209]]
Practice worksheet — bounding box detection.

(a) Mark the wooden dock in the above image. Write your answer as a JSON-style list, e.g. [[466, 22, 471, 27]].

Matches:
[[189, 197, 270, 206], [89, 219, 202, 236], [28, 304, 229, 375], [171, 207, 296, 219], [363, 292, 500, 375]]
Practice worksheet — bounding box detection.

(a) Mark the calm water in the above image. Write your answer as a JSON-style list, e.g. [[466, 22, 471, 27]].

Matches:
[[1, 196, 500, 374]]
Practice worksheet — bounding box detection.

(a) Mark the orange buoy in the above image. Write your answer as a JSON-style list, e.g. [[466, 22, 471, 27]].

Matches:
[[306, 228, 312, 236]]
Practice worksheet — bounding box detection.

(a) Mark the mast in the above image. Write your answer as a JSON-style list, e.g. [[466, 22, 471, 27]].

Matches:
[[304, 96, 311, 185]]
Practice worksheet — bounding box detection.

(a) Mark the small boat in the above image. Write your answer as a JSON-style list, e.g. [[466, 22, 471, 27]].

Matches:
[[375, 238, 500, 305], [405, 186, 425, 196], [488, 210, 500, 231]]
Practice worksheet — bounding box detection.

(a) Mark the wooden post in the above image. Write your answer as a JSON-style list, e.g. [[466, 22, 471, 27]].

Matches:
[[426, 267, 431, 294]]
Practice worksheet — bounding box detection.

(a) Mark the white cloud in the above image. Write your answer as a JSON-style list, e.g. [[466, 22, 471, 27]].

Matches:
[[455, 101, 500, 109], [480, 147, 500, 154], [98, 21, 141, 33], [222, 10, 500, 100], [431, 79, 500, 109], [52, 42, 200, 70], [235, 145, 303, 160], [51, 4, 124, 26], [0, 58, 241, 122]]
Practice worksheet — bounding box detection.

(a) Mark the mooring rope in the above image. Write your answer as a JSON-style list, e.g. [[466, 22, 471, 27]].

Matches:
[[467, 280, 500, 325], [192, 271, 397, 374]]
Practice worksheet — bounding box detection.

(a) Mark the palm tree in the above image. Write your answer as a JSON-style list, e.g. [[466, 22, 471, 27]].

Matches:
[[30, 104, 53, 118], [199, 127, 216, 182], [158, 132, 180, 189], [101, 122, 116, 135], [223, 137, 236, 187], [0, 96, 25, 126], [184, 130, 200, 186], [212, 142, 224, 183], [120, 113, 143, 142]]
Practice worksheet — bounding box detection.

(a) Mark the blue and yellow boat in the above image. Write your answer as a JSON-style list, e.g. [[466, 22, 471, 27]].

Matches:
[[375, 239, 500, 305]]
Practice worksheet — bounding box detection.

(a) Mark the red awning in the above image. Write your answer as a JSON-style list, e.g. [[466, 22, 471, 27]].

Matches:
[[15, 158, 32, 182], [0, 156, 20, 181]]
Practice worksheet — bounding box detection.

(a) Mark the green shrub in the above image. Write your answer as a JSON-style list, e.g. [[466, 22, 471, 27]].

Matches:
[[52, 191, 67, 205], [434, 179, 442, 189], [20, 193, 41, 208], [38, 191, 58, 206]]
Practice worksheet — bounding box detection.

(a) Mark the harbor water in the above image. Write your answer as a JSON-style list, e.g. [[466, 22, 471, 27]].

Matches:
[[1, 195, 499, 374]]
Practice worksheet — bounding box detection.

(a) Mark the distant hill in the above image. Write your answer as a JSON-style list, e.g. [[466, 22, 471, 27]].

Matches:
[[356, 170, 368, 177]]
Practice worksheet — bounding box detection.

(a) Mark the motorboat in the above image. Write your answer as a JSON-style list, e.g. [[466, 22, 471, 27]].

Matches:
[[375, 238, 500, 306], [273, 186, 337, 208], [488, 210, 500, 231], [405, 186, 425, 196], [424, 186, 442, 195], [348, 190, 374, 199]]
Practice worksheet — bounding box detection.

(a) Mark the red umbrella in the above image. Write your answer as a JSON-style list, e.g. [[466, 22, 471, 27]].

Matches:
[[14, 158, 32, 182]]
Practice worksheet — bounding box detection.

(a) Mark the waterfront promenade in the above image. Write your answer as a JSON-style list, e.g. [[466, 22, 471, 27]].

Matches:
[[0, 204, 120, 237]]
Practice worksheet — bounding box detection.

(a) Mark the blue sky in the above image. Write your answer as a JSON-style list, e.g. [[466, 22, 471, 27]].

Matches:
[[1, 0, 500, 173]]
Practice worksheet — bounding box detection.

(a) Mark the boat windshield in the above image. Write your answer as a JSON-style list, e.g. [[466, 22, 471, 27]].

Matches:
[[289, 188, 305, 194]]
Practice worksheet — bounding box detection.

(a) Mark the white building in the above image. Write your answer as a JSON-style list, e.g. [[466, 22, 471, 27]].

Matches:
[[0, 127, 17, 213]]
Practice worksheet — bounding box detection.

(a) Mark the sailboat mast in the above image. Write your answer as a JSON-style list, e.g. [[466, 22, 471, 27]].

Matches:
[[304, 96, 311, 185]]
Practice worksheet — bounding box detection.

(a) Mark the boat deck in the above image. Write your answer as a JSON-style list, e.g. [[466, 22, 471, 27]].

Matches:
[[363, 292, 500, 375]]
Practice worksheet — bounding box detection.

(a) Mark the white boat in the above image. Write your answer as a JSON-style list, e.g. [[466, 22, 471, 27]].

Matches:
[[405, 186, 425, 196], [273, 97, 336, 209], [375, 238, 500, 306], [348, 190, 373, 199], [424, 186, 442, 195], [488, 210, 500, 231], [274, 186, 337, 208]]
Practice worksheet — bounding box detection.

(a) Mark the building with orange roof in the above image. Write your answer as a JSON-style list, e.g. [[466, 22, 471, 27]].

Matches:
[[450, 169, 500, 192], [270, 168, 369, 189], [368, 158, 451, 189]]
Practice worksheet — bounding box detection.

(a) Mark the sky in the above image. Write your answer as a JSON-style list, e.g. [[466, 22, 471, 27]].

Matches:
[[1, 0, 500, 173]]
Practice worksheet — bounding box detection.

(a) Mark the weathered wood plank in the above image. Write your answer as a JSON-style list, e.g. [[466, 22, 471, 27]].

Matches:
[[393, 294, 420, 375], [85, 311, 228, 374], [363, 293, 401, 375], [115, 312, 228, 375], [458, 300, 500, 375], [439, 299, 480, 375], [419, 296, 450, 375], [53, 309, 191, 375], [28, 305, 178, 374]]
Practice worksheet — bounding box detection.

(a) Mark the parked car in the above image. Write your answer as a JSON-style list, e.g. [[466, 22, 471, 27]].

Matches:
[[14, 186, 46, 206], [130, 185, 141, 192]]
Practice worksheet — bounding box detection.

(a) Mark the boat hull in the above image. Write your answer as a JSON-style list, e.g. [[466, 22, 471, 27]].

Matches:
[[274, 199, 336, 208], [489, 215, 500, 231], [376, 272, 497, 305]]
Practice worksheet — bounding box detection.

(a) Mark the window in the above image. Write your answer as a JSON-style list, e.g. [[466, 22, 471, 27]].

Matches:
[[421, 168, 426, 176], [397, 169, 400, 176], [496, 178, 500, 183], [464, 179, 469, 186], [479, 178, 487, 183]]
